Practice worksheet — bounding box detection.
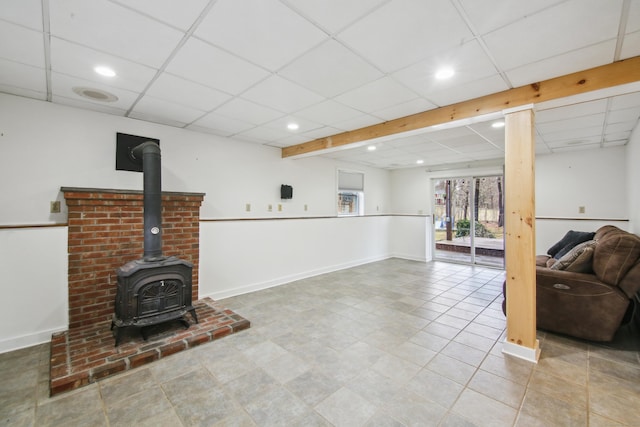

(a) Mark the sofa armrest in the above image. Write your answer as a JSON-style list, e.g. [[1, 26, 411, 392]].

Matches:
[[535, 267, 624, 297], [535, 266, 629, 341]]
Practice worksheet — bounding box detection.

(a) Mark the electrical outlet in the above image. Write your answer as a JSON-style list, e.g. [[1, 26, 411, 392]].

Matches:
[[50, 201, 61, 213], [268, 204, 272, 212], [578, 206, 585, 214], [278, 204, 282, 212], [304, 204, 308, 211], [245, 203, 251, 212]]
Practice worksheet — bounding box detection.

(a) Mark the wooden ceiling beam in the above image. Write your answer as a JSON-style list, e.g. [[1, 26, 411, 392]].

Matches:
[[282, 55, 640, 158]]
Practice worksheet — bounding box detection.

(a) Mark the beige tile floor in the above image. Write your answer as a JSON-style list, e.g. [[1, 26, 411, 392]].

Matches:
[[1, 258, 639, 426]]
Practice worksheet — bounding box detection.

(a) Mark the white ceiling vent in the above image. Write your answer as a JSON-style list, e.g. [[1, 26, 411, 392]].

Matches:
[[72, 87, 118, 102]]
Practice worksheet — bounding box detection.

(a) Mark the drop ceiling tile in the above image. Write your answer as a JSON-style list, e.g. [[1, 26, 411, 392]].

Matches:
[[550, 143, 601, 153], [195, 0, 328, 71], [536, 99, 608, 123], [52, 94, 128, 116], [189, 112, 255, 136], [165, 38, 269, 95], [393, 40, 498, 98], [459, 0, 564, 35], [439, 135, 492, 150], [537, 113, 605, 135], [51, 71, 139, 110], [337, 0, 472, 73], [373, 98, 436, 121], [147, 73, 232, 112], [0, 0, 43, 30], [0, 21, 44, 67], [50, 38, 157, 92], [607, 107, 640, 124], [335, 76, 418, 112], [627, 0, 640, 32], [110, 0, 210, 31], [483, 0, 623, 70], [426, 74, 509, 107], [296, 100, 365, 125], [300, 126, 344, 140], [131, 95, 207, 126], [427, 126, 476, 141], [235, 125, 292, 143], [241, 75, 325, 114], [0, 59, 46, 94], [384, 135, 426, 148], [621, 30, 640, 59], [610, 91, 640, 109], [606, 122, 636, 134], [540, 126, 604, 142], [279, 39, 383, 98], [605, 131, 631, 141], [215, 98, 284, 126], [332, 113, 382, 131], [505, 40, 616, 87], [0, 83, 46, 100], [49, 0, 184, 68], [264, 115, 323, 134], [283, 0, 388, 34]]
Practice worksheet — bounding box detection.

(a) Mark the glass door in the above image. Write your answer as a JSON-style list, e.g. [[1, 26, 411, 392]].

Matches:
[[473, 176, 504, 268], [433, 178, 473, 264], [433, 176, 504, 267]]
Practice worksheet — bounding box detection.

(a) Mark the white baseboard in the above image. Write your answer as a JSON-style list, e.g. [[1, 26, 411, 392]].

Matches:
[[502, 338, 540, 363], [0, 326, 67, 355]]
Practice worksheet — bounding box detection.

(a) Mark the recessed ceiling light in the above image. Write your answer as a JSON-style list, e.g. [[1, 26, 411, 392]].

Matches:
[[435, 67, 455, 80], [491, 121, 505, 128], [94, 66, 116, 77], [367, 145, 377, 151], [287, 123, 299, 130], [416, 159, 424, 164], [72, 86, 118, 102]]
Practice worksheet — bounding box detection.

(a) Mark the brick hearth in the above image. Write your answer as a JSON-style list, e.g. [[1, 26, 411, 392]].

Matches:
[[52, 188, 250, 396], [49, 297, 250, 396]]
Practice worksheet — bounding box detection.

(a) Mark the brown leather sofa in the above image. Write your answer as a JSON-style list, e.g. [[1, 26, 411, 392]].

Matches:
[[503, 225, 640, 341]]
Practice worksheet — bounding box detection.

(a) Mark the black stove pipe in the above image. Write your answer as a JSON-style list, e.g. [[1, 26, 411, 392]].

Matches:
[[131, 141, 163, 261]]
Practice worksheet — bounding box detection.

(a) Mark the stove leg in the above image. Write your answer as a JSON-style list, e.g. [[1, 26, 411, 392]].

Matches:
[[113, 326, 123, 347], [189, 308, 198, 324]]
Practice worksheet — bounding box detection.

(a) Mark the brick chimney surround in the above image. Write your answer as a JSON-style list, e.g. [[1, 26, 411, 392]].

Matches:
[[50, 187, 250, 396]]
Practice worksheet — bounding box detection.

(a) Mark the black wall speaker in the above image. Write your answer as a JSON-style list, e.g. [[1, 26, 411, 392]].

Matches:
[[281, 184, 293, 199], [116, 132, 160, 172]]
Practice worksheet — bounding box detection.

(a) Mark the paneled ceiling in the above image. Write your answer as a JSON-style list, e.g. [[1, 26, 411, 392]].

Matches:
[[1, 0, 639, 169]]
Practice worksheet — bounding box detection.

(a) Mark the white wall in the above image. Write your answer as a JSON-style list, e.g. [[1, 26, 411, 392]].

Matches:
[[535, 146, 629, 251], [200, 216, 392, 300], [0, 227, 68, 353], [389, 215, 431, 262], [627, 125, 640, 234], [0, 93, 402, 352]]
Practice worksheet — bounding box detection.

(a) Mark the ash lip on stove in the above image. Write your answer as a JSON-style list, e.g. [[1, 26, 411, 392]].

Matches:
[[111, 141, 198, 346]]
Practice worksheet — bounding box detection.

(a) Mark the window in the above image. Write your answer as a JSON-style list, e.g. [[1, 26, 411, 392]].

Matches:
[[337, 170, 364, 216]]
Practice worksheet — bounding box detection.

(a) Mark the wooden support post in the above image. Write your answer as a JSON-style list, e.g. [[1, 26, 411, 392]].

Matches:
[[503, 105, 540, 363]]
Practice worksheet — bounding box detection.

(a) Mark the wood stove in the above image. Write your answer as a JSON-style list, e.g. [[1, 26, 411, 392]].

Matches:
[[112, 141, 197, 346]]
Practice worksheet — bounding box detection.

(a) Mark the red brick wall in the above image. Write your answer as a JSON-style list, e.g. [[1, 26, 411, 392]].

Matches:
[[62, 188, 204, 330]]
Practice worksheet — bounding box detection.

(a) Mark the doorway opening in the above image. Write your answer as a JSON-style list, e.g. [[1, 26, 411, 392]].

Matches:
[[433, 176, 504, 267]]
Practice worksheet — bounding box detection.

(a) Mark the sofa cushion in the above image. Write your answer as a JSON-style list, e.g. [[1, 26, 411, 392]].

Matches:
[[592, 231, 640, 286], [549, 240, 596, 273], [547, 230, 596, 259]]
